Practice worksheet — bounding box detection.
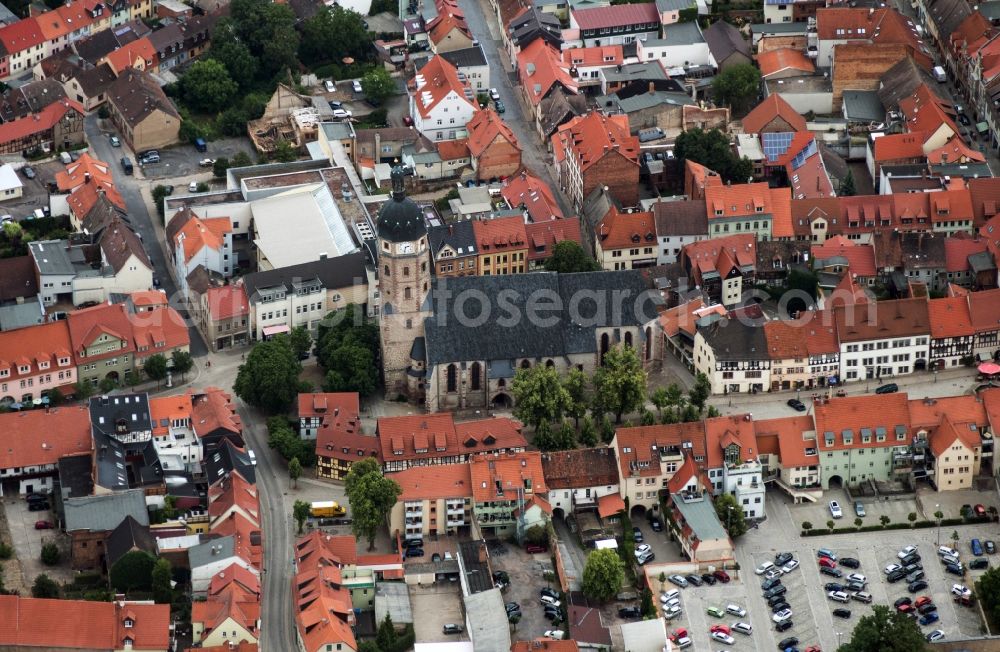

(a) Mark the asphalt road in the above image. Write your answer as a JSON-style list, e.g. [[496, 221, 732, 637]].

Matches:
[[237, 398, 296, 652], [83, 114, 207, 356]]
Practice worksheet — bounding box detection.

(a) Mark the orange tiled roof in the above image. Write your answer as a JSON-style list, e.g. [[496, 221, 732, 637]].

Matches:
[[704, 413, 759, 469], [754, 415, 818, 468], [551, 111, 638, 170], [928, 413, 982, 457], [212, 511, 263, 569], [741, 94, 806, 134], [524, 218, 582, 262], [175, 215, 231, 263], [131, 306, 190, 358], [704, 182, 773, 219], [613, 422, 707, 478], [427, 10, 470, 45], [813, 393, 911, 451], [0, 101, 84, 148], [595, 206, 655, 250], [518, 39, 576, 106], [411, 55, 476, 119], [0, 320, 74, 385], [466, 108, 519, 157], [472, 214, 528, 251], [190, 387, 242, 439], [102, 37, 158, 74], [928, 295, 974, 339], [55, 152, 114, 192], [512, 640, 580, 652], [192, 583, 260, 637], [393, 462, 472, 500], [665, 452, 700, 494], [129, 290, 169, 307], [969, 287, 1000, 333], [66, 301, 136, 362], [208, 469, 260, 525], [927, 134, 986, 165], [757, 47, 815, 78], [205, 285, 249, 321], [770, 186, 794, 236], [149, 393, 191, 437], [873, 132, 926, 162], [811, 235, 877, 277], [0, 405, 92, 470], [436, 138, 470, 161], [763, 320, 809, 359], [469, 451, 546, 502], [503, 170, 564, 221], [0, 16, 45, 54], [66, 181, 126, 217], [207, 562, 261, 599], [900, 83, 958, 140], [560, 45, 623, 68], [376, 413, 527, 462], [0, 595, 169, 649], [909, 395, 987, 431]]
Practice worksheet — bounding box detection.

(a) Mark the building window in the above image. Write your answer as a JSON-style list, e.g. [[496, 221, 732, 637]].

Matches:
[[470, 362, 481, 391], [447, 364, 457, 392]]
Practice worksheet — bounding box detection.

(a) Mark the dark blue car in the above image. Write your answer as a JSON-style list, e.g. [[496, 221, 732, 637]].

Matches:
[[919, 612, 940, 626]]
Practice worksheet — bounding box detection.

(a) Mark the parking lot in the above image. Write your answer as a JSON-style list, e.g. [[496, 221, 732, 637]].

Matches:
[[735, 489, 996, 651], [490, 544, 557, 640], [131, 137, 257, 180], [1, 494, 72, 590], [410, 584, 469, 643], [648, 570, 754, 652], [795, 488, 921, 531]]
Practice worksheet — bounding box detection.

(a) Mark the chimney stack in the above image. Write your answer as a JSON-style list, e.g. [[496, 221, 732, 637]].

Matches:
[[648, 81, 655, 95]]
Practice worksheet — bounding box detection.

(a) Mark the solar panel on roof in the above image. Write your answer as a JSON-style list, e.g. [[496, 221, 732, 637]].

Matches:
[[791, 139, 818, 170], [761, 132, 794, 161]]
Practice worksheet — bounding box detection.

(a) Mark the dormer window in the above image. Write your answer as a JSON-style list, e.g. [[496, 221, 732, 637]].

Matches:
[[124, 619, 134, 628]]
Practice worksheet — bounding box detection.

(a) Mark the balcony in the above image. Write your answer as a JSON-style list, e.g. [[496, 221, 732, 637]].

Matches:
[[405, 517, 422, 526], [447, 506, 465, 516]]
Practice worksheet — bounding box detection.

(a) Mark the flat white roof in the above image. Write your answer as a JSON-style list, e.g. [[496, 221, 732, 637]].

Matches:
[[0, 164, 23, 192]]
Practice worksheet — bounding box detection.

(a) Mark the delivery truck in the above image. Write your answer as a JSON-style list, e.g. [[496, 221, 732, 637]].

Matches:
[[310, 501, 347, 518]]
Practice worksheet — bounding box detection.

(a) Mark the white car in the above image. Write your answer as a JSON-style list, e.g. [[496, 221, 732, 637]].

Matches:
[[324, 80, 335, 92], [661, 595, 680, 608], [332, 109, 353, 119], [489, 87, 500, 101], [765, 567, 783, 579], [635, 544, 652, 556], [661, 589, 680, 603], [544, 630, 564, 639], [726, 604, 747, 618], [352, 80, 363, 93], [885, 563, 903, 575], [782, 559, 799, 573], [673, 634, 692, 648], [899, 545, 919, 559], [663, 605, 683, 620], [829, 500, 843, 518], [733, 621, 753, 635], [938, 546, 958, 558], [540, 595, 560, 608], [772, 608, 793, 623], [847, 573, 867, 585], [926, 629, 945, 642], [951, 583, 972, 596], [828, 591, 850, 603], [755, 561, 776, 575], [710, 631, 735, 645]]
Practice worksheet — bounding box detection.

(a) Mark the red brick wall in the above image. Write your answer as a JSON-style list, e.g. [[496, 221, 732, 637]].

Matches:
[[832, 43, 908, 110], [477, 138, 522, 181], [71, 530, 107, 571], [583, 150, 639, 208], [757, 36, 808, 54]]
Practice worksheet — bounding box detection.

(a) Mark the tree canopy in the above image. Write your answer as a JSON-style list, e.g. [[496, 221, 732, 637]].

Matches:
[[345, 458, 401, 550], [299, 6, 370, 68], [976, 566, 1000, 631], [234, 336, 302, 413], [151, 558, 173, 604], [714, 493, 748, 538], [226, 0, 299, 79], [712, 63, 761, 116], [674, 128, 753, 184], [361, 67, 397, 105], [838, 604, 926, 652], [31, 574, 60, 599], [267, 417, 316, 466], [110, 550, 156, 593], [592, 344, 647, 423], [512, 365, 571, 429], [582, 549, 625, 602], [143, 354, 169, 383], [181, 59, 238, 113], [316, 305, 380, 397], [543, 241, 599, 274]]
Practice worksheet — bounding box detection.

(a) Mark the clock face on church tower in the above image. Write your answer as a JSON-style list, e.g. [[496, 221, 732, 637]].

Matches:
[[398, 242, 413, 254]]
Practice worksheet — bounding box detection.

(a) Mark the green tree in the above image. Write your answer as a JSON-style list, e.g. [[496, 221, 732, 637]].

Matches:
[[361, 67, 397, 105], [512, 365, 571, 429], [376, 613, 398, 651], [640, 588, 655, 617], [151, 185, 171, 215], [838, 604, 927, 652], [163, 495, 178, 519], [73, 381, 94, 402], [209, 20, 259, 90], [345, 458, 402, 550], [592, 344, 646, 423], [907, 512, 917, 526], [827, 519, 835, 531], [228, 0, 299, 77], [801, 521, 813, 533], [578, 416, 598, 447], [151, 558, 173, 604], [212, 157, 230, 178], [234, 337, 302, 413], [99, 376, 117, 394], [854, 517, 863, 528], [673, 127, 753, 183], [840, 169, 857, 196], [976, 566, 1000, 629], [182, 59, 238, 113], [640, 409, 656, 426], [525, 524, 548, 546], [553, 420, 577, 450], [688, 373, 711, 415], [110, 550, 156, 592], [289, 326, 313, 360], [271, 139, 298, 163], [711, 63, 761, 116], [41, 542, 60, 565], [232, 151, 254, 168], [267, 417, 316, 466], [171, 350, 194, 379], [143, 354, 169, 385], [952, 529, 961, 543], [543, 240, 599, 273], [599, 415, 614, 443], [288, 456, 302, 488], [299, 6, 369, 67], [650, 387, 669, 420], [32, 573, 60, 598], [714, 493, 748, 538], [533, 420, 555, 451], [45, 387, 63, 406], [563, 368, 588, 428], [581, 548, 625, 603], [293, 499, 311, 534], [665, 383, 686, 420], [322, 344, 378, 396], [880, 515, 891, 527]]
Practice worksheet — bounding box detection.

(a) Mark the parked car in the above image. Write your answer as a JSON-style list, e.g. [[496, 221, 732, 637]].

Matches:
[[885, 563, 903, 575], [770, 600, 790, 614], [772, 608, 793, 623], [775, 552, 794, 566], [914, 596, 933, 608], [21, 165, 35, 179], [34, 520, 52, 529], [833, 608, 852, 618], [908, 580, 929, 593], [713, 569, 731, 583], [711, 631, 735, 645], [540, 595, 560, 607], [821, 566, 844, 578], [726, 604, 746, 617], [952, 583, 972, 597], [755, 561, 776, 575], [649, 517, 663, 532], [917, 603, 938, 615], [783, 559, 800, 573], [668, 574, 688, 588], [352, 80, 363, 94], [632, 526, 643, 542], [827, 591, 850, 603], [764, 585, 787, 599], [442, 624, 463, 634], [938, 546, 959, 558], [847, 573, 867, 585], [544, 630, 564, 640], [775, 619, 793, 632], [919, 612, 940, 626], [762, 577, 782, 591], [618, 606, 641, 618], [332, 109, 353, 119], [488, 88, 500, 101], [787, 398, 806, 411], [906, 570, 925, 583], [854, 501, 866, 517], [875, 382, 899, 394], [109, 135, 121, 147], [700, 573, 717, 585], [895, 597, 913, 609], [199, 158, 216, 167], [899, 545, 919, 559], [926, 630, 945, 642], [970, 558, 989, 570], [636, 551, 655, 565], [819, 557, 837, 568], [765, 567, 783, 579], [778, 636, 799, 650], [987, 540, 996, 554], [685, 574, 702, 587], [839, 557, 861, 569], [733, 622, 753, 635], [28, 502, 49, 511], [706, 605, 725, 618], [817, 548, 838, 561], [829, 500, 843, 518], [526, 544, 547, 554], [824, 582, 845, 592], [945, 563, 965, 576], [852, 591, 873, 603], [975, 504, 987, 517], [494, 99, 506, 113], [634, 544, 652, 557], [901, 552, 921, 565], [972, 539, 984, 556]]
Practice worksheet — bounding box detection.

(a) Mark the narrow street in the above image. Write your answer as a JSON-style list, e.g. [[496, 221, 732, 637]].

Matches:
[[82, 114, 208, 355], [458, 0, 574, 218]]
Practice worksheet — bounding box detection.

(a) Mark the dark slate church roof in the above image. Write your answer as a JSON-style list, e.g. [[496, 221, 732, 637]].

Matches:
[[423, 270, 663, 366]]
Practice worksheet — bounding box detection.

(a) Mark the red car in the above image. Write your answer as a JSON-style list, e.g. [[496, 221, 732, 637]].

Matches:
[[819, 557, 836, 568], [975, 504, 987, 517], [402, 115, 414, 127], [897, 603, 914, 614], [805, 647, 822, 652], [34, 520, 52, 530], [713, 569, 731, 583], [670, 628, 689, 642], [710, 624, 731, 635], [915, 596, 933, 607], [526, 544, 547, 554]]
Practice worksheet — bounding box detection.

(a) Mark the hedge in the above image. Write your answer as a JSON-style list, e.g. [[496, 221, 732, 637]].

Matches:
[[802, 516, 994, 537]]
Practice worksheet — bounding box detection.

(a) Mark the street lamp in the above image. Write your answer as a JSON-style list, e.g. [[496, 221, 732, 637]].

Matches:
[[836, 632, 843, 649], [936, 503, 942, 546]]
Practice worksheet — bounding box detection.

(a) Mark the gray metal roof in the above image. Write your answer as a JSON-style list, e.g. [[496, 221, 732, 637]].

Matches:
[[750, 22, 808, 35], [464, 589, 511, 652], [671, 494, 728, 541], [656, 0, 696, 11], [0, 301, 44, 331], [242, 251, 369, 304], [423, 270, 663, 366], [700, 319, 767, 361], [188, 535, 236, 568], [322, 121, 355, 141], [64, 489, 149, 533], [439, 46, 488, 69], [601, 62, 668, 84], [658, 21, 705, 45], [374, 582, 413, 625], [842, 91, 885, 123], [28, 240, 75, 275]]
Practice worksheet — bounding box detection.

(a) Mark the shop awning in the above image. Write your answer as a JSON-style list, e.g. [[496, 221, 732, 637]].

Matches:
[[262, 324, 291, 337]]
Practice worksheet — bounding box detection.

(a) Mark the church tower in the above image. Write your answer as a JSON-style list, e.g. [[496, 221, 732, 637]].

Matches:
[[376, 167, 432, 399]]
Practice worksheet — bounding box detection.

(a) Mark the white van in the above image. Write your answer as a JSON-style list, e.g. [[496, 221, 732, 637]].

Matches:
[[933, 66, 947, 82], [60, 151, 72, 164], [352, 80, 363, 94]]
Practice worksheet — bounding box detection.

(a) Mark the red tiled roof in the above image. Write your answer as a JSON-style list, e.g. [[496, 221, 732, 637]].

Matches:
[[502, 170, 564, 221], [560, 45, 623, 68], [597, 492, 625, 518], [927, 134, 986, 165], [0, 406, 92, 470], [0, 596, 169, 650], [208, 469, 260, 526], [551, 111, 638, 169], [103, 37, 158, 74], [811, 235, 877, 277], [191, 387, 242, 439], [131, 306, 190, 359], [944, 236, 987, 273], [613, 422, 707, 478], [0, 320, 74, 386], [427, 11, 470, 45], [377, 413, 527, 462], [763, 320, 808, 359], [900, 83, 958, 140], [909, 395, 988, 431], [207, 562, 261, 599], [393, 462, 472, 500], [411, 55, 476, 119], [174, 214, 231, 262], [741, 94, 806, 134], [770, 187, 794, 237], [757, 48, 815, 78], [682, 233, 756, 287], [149, 393, 190, 438], [928, 413, 982, 457], [968, 287, 1000, 333], [0, 16, 45, 54], [466, 108, 519, 156], [571, 2, 658, 30], [873, 132, 926, 162], [524, 218, 582, 262], [211, 511, 263, 570], [512, 640, 581, 652], [518, 39, 576, 106], [205, 285, 249, 321], [704, 413, 759, 469], [834, 297, 930, 342], [596, 207, 655, 250], [704, 182, 773, 219], [665, 452, 700, 494], [0, 101, 84, 146], [469, 452, 546, 502], [66, 302, 136, 362], [813, 393, 911, 451], [928, 295, 974, 339], [472, 214, 528, 251], [754, 415, 818, 468], [55, 152, 115, 192]]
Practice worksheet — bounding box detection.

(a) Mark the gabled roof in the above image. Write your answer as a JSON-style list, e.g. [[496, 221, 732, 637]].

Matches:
[[551, 111, 638, 170], [812, 235, 877, 277], [502, 170, 564, 221], [928, 295, 974, 339], [570, 3, 658, 30], [376, 413, 527, 462], [813, 393, 911, 451], [524, 218, 582, 262], [0, 100, 84, 146], [763, 319, 808, 360], [518, 38, 576, 106], [466, 108, 519, 156], [174, 213, 232, 262], [102, 36, 157, 74], [596, 206, 655, 250], [757, 48, 815, 78], [0, 405, 91, 471], [900, 83, 958, 139], [0, 596, 169, 650], [469, 451, 547, 502], [472, 214, 528, 251], [613, 422, 707, 478], [108, 68, 180, 127], [392, 462, 472, 500], [834, 297, 930, 342], [742, 94, 806, 134], [927, 413, 982, 456], [541, 447, 619, 489], [100, 219, 151, 273], [205, 285, 250, 321], [702, 19, 750, 62], [411, 55, 476, 119], [106, 515, 156, 568], [873, 132, 925, 162], [704, 413, 759, 469]]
